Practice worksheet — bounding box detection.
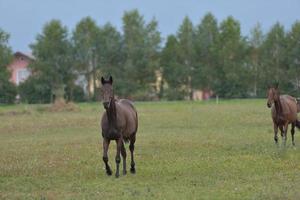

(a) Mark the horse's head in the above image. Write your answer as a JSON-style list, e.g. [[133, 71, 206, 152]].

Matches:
[[101, 76, 114, 110], [267, 83, 280, 108]]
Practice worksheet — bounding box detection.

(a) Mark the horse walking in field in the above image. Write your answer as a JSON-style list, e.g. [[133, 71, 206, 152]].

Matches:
[[267, 83, 300, 146], [100, 76, 138, 178]]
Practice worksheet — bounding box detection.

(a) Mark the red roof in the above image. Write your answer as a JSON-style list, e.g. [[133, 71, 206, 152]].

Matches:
[[14, 51, 35, 60]]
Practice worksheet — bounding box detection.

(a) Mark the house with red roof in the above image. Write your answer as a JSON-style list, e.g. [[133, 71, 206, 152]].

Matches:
[[7, 51, 34, 85]]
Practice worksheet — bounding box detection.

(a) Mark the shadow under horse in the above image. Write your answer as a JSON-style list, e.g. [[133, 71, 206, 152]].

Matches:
[[267, 83, 300, 146], [100, 76, 138, 178]]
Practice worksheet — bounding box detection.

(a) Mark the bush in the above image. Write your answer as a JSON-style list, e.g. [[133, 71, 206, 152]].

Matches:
[[0, 78, 17, 104], [18, 76, 51, 104], [65, 85, 85, 102], [164, 88, 185, 101]]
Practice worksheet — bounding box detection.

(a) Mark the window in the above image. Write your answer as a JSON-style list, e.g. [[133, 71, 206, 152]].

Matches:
[[16, 68, 30, 85]]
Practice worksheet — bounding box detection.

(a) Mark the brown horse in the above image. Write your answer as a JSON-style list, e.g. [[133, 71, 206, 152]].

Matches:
[[100, 76, 138, 178], [267, 83, 300, 146]]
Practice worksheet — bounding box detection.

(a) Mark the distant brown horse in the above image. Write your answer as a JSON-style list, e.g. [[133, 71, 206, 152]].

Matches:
[[267, 83, 300, 146], [100, 76, 138, 178]]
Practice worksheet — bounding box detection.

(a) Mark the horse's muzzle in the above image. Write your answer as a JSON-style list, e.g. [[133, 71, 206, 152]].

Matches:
[[103, 102, 110, 109]]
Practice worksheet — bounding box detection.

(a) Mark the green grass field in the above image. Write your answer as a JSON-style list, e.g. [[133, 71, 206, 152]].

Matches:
[[1, 100, 300, 199]]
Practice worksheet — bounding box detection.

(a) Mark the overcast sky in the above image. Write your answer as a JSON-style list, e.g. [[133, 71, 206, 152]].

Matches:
[[0, 0, 299, 52]]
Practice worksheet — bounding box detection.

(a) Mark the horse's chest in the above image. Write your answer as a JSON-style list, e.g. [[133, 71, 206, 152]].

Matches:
[[102, 128, 121, 140], [274, 115, 287, 125], [102, 118, 125, 140]]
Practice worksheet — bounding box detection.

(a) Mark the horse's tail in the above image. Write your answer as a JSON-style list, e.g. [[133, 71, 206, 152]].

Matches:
[[295, 120, 300, 129], [297, 98, 300, 113]]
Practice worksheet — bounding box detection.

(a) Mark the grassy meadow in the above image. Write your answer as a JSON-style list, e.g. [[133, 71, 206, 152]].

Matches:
[[0, 100, 300, 199]]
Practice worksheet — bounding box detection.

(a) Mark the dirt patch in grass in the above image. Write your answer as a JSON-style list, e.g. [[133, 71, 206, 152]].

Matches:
[[49, 100, 80, 112], [47, 100, 80, 112]]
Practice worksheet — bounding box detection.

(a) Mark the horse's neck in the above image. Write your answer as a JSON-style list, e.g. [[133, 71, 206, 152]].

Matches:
[[107, 98, 117, 128], [274, 97, 283, 116]]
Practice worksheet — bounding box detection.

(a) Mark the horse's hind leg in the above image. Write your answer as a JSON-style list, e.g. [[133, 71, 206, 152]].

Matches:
[[291, 122, 295, 146], [283, 122, 289, 147], [103, 138, 112, 176], [121, 142, 127, 175], [273, 123, 279, 144], [129, 134, 136, 174]]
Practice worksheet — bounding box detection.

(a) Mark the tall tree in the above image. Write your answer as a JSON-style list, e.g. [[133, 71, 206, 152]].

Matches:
[[122, 9, 161, 99], [260, 22, 287, 93], [217, 16, 248, 98], [177, 16, 196, 99], [160, 35, 186, 100], [97, 23, 124, 96], [30, 20, 72, 103], [0, 29, 12, 69], [0, 28, 16, 103], [286, 21, 300, 95], [248, 23, 264, 97], [194, 12, 219, 92], [72, 17, 99, 100]]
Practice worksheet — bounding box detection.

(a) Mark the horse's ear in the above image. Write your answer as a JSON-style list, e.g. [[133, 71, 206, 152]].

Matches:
[[275, 82, 279, 89], [109, 76, 113, 84], [101, 77, 105, 85]]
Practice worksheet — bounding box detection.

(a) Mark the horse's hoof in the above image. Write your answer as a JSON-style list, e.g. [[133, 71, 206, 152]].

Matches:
[[115, 173, 120, 178], [106, 169, 112, 176], [123, 170, 127, 175], [130, 168, 136, 174]]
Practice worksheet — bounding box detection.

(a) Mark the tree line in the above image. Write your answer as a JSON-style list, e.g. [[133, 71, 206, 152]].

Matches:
[[0, 10, 300, 103]]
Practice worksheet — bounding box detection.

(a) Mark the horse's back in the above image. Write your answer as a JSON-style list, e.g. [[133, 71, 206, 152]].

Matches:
[[283, 95, 300, 113], [117, 99, 138, 137], [119, 99, 137, 112], [281, 95, 297, 111], [275, 95, 298, 121], [282, 95, 296, 104]]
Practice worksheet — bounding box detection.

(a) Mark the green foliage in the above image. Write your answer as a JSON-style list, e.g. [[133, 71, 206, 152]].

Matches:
[[72, 17, 99, 100], [122, 10, 161, 98], [97, 23, 124, 96], [65, 84, 85, 102], [18, 76, 51, 104], [30, 20, 73, 102], [4, 12, 300, 101], [177, 17, 196, 99], [216, 16, 249, 98], [248, 23, 264, 97], [0, 79, 17, 104], [0, 28, 16, 104], [160, 35, 186, 100], [0, 29, 13, 69], [286, 21, 300, 96], [194, 13, 219, 91], [260, 23, 287, 94]]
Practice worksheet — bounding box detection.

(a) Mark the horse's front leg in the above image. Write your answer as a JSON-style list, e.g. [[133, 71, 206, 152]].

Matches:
[[115, 137, 122, 178], [273, 123, 279, 144], [103, 138, 112, 176], [291, 122, 296, 146]]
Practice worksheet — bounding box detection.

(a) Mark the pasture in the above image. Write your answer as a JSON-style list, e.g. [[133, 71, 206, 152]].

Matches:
[[0, 100, 300, 199]]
